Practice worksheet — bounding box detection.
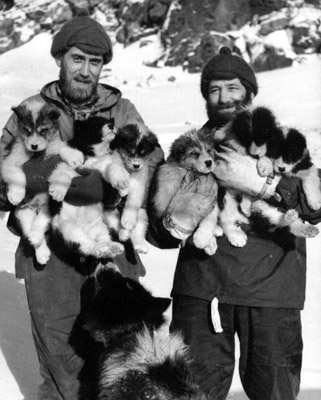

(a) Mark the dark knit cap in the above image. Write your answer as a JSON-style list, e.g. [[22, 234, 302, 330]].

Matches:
[[200, 46, 258, 99], [51, 9, 113, 64]]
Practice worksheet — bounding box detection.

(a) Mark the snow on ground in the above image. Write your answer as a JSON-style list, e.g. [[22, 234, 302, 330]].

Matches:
[[0, 32, 320, 399]]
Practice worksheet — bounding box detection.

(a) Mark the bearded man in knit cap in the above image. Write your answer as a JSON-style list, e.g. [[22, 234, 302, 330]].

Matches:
[[148, 47, 321, 400], [0, 10, 163, 400]]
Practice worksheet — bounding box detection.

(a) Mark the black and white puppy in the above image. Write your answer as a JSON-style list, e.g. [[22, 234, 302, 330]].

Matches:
[[75, 264, 207, 400], [104, 124, 160, 254]]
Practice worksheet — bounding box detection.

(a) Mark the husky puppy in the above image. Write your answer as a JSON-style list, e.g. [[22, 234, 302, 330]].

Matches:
[[48, 116, 125, 260], [152, 128, 221, 255], [75, 264, 207, 400], [273, 128, 321, 211], [104, 124, 160, 254], [0, 97, 84, 264]]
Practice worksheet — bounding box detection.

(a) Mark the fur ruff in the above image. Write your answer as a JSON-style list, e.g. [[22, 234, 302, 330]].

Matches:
[[73, 264, 207, 400]]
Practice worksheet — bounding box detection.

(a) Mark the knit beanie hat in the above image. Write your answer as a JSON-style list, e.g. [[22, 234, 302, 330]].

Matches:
[[51, 9, 113, 64], [200, 47, 258, 99]]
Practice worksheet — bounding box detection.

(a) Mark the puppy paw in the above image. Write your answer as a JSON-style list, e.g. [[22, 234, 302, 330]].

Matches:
[[227, 229, 248, 247], [306, 193, 321, 211], [28, 231, 45, 248], [60, 148, 84, 168], [204, 237, 218, 255], [257, 157, 273, 177], [193, 230, 212, 249], [284, 209, 299, 224], [119, 229, 131, 242], [300, 224, 319, 238], [7, 185, 25, 205], [121, 210, 137, 231], [49, 183, 69, 202], [109, 242, 125, 257], [134, 241, 149, 254], [35, 244, 51, 265]]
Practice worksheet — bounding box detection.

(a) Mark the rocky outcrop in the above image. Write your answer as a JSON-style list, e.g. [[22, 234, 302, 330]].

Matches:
[[0, 0, 320, 73]]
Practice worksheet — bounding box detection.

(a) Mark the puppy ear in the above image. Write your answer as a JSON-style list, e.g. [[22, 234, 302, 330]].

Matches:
[[12, 104, 28, 122], [139, 130, 159, 154], [147, 297, 171, 316], [43, 104, 61, 121]]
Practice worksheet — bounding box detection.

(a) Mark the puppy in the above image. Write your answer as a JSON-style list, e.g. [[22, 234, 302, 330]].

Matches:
[[230, 106, 284, 176], [48, 116, 125, 260], [103, 124, 160, 254], [75, 264, 207, 400], [273, 128, 321, 211], [0, 97, 83, 264], [215, 106, 320, 244], [153, 128, 221, 255]]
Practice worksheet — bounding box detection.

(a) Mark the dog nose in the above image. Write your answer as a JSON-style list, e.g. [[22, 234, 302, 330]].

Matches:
[[133, 164, 140, 169], [205, 159, 212, 168], [278, 167, 285, 173], [31, 144, 38, 150]]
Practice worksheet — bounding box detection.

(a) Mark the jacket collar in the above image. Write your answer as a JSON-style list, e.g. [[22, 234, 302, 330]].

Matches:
[[40, 81, 122, 116]]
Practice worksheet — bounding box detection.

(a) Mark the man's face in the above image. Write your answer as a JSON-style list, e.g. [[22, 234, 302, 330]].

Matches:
[[206, 78, 249, 124], [56, 47, 104, 106]]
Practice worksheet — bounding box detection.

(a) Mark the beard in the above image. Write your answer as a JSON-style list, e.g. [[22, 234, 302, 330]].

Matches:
[[59, 67, 99, 106], [206, 96, 251, 127]]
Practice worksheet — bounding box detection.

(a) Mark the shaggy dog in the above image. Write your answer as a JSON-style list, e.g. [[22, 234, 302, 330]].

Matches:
[[71, 264, 207, 400], [103, 124, 160, 254], [48, 116, 125, 260], [152, 128, 221, 255], [0, 97, 83, 264]]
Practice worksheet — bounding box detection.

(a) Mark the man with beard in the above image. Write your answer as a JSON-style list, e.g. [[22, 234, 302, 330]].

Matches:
[[0, 11, 163, 400], [148, 47, 321, 400]]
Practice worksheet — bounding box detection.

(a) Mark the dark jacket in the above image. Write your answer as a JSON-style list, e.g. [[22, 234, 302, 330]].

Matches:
[[0, 81, 164, 279], [148, 157, 321, 310]]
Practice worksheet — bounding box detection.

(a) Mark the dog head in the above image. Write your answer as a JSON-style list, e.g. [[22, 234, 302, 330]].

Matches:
[[70, 116, 115, 157], [231, 106, 283, 159], [12, 97, 60, 153], [273, 128, 310, 174], [167, 128, 216, 174], [109, 124, 160, 172], [83, 265, 171, 344]]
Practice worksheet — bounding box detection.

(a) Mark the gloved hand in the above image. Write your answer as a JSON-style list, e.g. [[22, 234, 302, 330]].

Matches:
[[163, 171, 217, 240], [23, 155, 121, 207], [23, 155, 60, 200], [65, 169, 121, 208]]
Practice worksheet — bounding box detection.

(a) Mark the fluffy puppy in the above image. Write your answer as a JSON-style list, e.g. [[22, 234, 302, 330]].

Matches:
[[103, 124, 160, 254], [75, 264, 207, 400], [230, 106, 284, 176], [48, 116, 125, 260], [0, 97, 83, 264], [153, 128, 221, 255], [273, 128, 321, 211]]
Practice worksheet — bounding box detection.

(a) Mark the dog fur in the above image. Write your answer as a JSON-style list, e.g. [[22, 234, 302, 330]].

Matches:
[[216, 107, 320, 244], [73, 264, 207, 400], [0, 97, 84, 264], [48, 116, 125, 260], [103, 124, 160, 254], [152, 128, 221, 255]]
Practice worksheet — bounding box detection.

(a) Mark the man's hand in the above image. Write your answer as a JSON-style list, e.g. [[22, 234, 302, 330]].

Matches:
[[213, 146, 274, 198]]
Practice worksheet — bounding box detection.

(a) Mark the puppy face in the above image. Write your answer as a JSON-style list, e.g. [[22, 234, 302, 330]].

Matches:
[[168, 128, 215, 174], [273, 128, 307, 174], [12, 98, 60, 153], [109, 124, 159, 172], [70, 116, 115, 157]]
